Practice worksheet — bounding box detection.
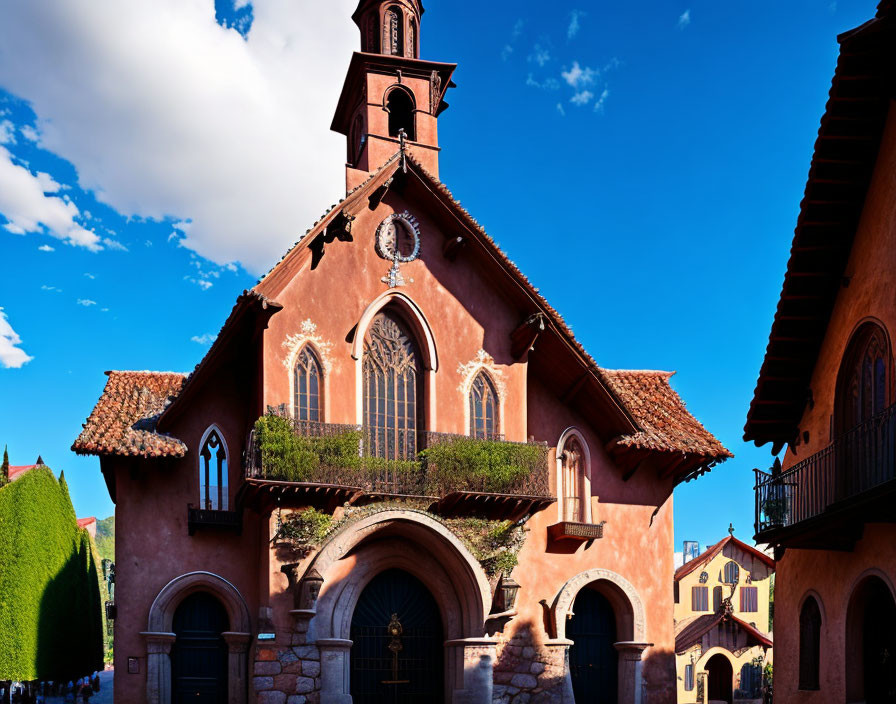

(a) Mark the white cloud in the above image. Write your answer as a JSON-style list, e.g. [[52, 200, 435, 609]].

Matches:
[[594, 88, 610, 112], [41, 284, 62, 292], [678, 10, 691, 28], [102, 237, 128, 251], [191, 333, 216, 345], [0, 120, 16, 145], [501, 45, 513, 61], [0, 146, 102, 249], [0, 307, 32, 368], [37, 244, 54, 252], [556, 103, 566, 117], [562, 61, 596, 89], [0, 0, 359, 275], [35, 171, 62, 193], [19, 125, 39, 142], [511, 19, 524, 39], [186, 276, 214, 290], [528, 45, 550, 67], [568, 10, 585, 39], [570, 90, 594, 106], [77, 298, 97, 306], [526, 74, 560, 90]]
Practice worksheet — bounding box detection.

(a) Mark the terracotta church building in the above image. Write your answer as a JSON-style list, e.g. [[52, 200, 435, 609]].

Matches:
[[74, 3, 730, 703]]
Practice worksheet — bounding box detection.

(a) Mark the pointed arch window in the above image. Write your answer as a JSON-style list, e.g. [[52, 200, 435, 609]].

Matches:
[[836, 322, 891, 434], [799, 596, 822, 690], [469, 371, 499, 439], [561, 436, 585, 522], [723, 561, 740, 585], [363, 311, 421, 460], [199, 428, 228, 511], [294, 346, 322, 423]]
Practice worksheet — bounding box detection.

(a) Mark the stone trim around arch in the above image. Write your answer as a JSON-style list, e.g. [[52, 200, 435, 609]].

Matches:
[[144, 571, 252, 704], [303, 509, 496, 704], [550, 568, 650, 704]]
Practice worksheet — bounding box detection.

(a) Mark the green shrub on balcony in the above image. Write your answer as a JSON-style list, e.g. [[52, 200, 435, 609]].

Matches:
[[420, 436, 543, 494], [254, 414, 363, 481]]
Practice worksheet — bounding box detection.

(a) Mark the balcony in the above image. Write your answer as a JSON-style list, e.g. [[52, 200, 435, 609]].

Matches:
[[187, 504, 242, 536], [239, 415, 553, 520], [754, 402, 896, 550]]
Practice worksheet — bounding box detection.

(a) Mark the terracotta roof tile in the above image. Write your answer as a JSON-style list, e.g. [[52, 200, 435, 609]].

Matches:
[[8, 465, 38, 482], [602, 370, 732, 460], [675, 612, 773, 653], [72, 371, 188, 458]]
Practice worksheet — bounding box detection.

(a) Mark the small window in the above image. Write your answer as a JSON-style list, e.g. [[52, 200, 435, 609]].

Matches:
[[383, 6, 404, 56], [294, 346, 322, 423], [692, 586, 709, 612], [386, 88, 416, 141], [561, 436, 586, 522], [674, 582, 680, 604], [713, 586, 723, 612], [699, 571, 709, 584], [799, 596, 822, 690], [685, 664, 695, 691], [741, 586, 759, 613], [199, 428, 228, 511], [469, 372, 499, 439], [723, 561, 740, 585]]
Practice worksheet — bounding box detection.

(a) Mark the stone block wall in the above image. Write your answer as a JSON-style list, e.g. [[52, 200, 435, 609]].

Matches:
[[492, 627, 569, 704], [252, 619, 322, 704]]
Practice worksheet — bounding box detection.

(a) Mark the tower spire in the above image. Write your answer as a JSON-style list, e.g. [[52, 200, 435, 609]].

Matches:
[[332, 1, 456, 192]]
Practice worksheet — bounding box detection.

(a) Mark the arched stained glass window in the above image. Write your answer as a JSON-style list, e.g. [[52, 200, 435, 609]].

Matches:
[[562, 436, 585, 522], [469, 372, 499, 439], [363, 312, 420, 460], [837, 322, 890, 434], [199, 428, 228, 511], [294, 346, 322, 423], [723, 561, 740, 585]]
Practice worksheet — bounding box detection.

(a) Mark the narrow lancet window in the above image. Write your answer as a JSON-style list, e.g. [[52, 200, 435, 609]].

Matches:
[[469, 372, 499, 439], [387, 89, 415, 141], [561, 436, 585, 522], [199, 428, 228, 511], [294, 346, 322, 423]]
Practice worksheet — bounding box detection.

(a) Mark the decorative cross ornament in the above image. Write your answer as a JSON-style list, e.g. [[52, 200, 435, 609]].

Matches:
[[376, 210, 421, 287]]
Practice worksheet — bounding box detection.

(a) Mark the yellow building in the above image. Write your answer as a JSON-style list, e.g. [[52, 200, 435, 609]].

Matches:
[[673, 535, 774, 704]]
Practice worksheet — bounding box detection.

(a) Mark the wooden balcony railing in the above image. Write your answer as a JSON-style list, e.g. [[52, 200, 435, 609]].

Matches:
[[754, 401, 896, 537], [243, 416, 550, 500]]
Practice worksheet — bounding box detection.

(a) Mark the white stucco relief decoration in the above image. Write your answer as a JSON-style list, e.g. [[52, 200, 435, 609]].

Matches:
[[282, 319, 333, 373], [375, 210, 420, 288], [457, 349, 506, 399]]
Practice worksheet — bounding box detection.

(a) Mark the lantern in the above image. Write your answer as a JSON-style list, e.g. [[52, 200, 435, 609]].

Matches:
[[495, 574, 520, 613]]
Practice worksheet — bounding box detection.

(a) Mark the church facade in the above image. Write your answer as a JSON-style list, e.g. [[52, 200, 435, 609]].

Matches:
[[73, 3, 730, 703]]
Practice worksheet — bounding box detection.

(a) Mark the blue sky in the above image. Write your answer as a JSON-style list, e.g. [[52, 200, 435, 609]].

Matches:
[[0, 0, 875, 553]]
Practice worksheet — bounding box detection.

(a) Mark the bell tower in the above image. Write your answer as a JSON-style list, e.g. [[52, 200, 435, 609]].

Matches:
[[331, 0, 456, 192]]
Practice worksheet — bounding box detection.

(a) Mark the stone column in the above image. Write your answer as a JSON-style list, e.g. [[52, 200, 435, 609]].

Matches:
[[543, 638, 575, 704], [614, 641, 652, 704], [444, 638, 497, 704], [141, 631, 176, 704], [317, 638, 353, 704], [222, 631, 251, 704]]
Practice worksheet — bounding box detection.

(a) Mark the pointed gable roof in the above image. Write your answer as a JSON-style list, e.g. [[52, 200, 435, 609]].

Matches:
[[675, 612, 773, 654], [674, 534, 775, 582]]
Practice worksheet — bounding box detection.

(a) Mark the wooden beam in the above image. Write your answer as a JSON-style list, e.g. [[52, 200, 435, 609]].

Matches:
[[442, 236, 465, 261], [510, 313, 546, 360]]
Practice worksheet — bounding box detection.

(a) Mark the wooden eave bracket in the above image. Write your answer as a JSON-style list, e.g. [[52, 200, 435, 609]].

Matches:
[[442, 235, 465, 261], [510, 312, 547, 359]]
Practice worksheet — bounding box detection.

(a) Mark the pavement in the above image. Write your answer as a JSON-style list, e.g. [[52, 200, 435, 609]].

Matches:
[[44, 670, 113, 704]]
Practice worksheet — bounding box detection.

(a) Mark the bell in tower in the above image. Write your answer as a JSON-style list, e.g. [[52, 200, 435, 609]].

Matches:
[[333, 0, 455, 192], [353, 0, 422, 57]]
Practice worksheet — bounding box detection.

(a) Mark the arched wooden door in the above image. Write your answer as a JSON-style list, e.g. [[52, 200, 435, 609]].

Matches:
[[171, 592, 229, 704], [706, 653, 733, 704], [350, 568, 444, 703], [568, 587, 618, 703], [863, 579, 896, 703]]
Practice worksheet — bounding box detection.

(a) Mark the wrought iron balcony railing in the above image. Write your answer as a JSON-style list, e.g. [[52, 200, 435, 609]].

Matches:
[[244, 416, 550, 499], [754, 402, 896, 536]]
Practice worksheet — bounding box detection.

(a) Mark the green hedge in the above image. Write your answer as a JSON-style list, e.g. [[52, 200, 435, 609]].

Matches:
[[0, 466, 104, 681], [420, 436, 542, 493]]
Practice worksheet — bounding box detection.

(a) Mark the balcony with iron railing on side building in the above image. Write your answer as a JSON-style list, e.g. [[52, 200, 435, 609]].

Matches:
[[754, 401, 896, 550], [237, 412, 554, 520]]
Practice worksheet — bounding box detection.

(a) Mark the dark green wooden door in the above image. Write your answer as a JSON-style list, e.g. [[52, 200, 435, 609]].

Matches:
[[350, 569, 444, 703], [568, 587, 618, 703], [171, 592, 229, 704]]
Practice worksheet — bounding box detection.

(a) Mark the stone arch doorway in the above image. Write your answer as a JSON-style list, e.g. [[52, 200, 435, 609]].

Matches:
[[349, 568, 444, 703], [171, 592, 229, 703], [305, 510, 493, 704], [551, 568, 648, 704], [568, 586, 618, 703], [144, 571, 251, 704], [705, 653, 732, 704], [846, 573, 896, 703]]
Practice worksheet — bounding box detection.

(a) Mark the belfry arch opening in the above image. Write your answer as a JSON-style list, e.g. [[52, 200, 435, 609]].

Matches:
[[387, 87, 416, 141]]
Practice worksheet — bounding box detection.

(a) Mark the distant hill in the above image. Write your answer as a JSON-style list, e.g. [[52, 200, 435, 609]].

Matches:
[[95, 515, 114, 563]]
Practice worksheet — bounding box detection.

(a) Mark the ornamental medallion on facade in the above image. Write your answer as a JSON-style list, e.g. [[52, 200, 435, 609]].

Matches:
[[375, 210, 421, 287]]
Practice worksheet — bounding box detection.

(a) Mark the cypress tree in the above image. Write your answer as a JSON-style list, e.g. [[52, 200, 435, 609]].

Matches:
[[1, 445, 8, 486]]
